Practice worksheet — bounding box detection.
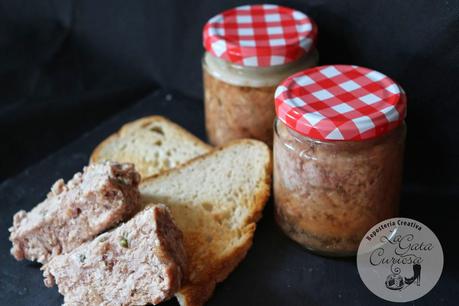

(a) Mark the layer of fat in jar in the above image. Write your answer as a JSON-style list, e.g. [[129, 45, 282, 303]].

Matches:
[[203, 50, 319, 88]]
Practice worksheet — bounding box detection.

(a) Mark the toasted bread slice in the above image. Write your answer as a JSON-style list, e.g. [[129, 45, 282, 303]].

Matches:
[[90, 116, 212, 179], [140, 139, 272, 306]]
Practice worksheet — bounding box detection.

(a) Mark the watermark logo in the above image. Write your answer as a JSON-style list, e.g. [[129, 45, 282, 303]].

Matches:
[[357, 218, 443, 302]]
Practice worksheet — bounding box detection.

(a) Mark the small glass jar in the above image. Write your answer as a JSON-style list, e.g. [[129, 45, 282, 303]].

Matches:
[[202, 4, 318, 146], [273, 65, 407, 256]]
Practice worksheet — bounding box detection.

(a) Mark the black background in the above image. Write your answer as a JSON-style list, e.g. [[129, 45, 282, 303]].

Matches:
[[0, 0, 458, 305], [1, 0, 458, 192]]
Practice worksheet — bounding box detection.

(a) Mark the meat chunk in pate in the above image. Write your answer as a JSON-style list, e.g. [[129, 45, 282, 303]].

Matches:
[[9, 161, 141, 263], [43, 205, 187, 306]]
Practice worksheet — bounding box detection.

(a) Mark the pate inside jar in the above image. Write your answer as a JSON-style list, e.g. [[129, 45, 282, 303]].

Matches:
[[274, 119, 406, 256], [273, 65, 407, 256], [202, 4, 318, 146]]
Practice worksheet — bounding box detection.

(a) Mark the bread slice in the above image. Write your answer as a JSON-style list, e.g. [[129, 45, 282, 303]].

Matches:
[[90, 116, 212, 179], [140, 139, 272, 306]]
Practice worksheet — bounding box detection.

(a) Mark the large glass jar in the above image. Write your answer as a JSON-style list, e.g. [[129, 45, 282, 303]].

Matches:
[[273, 65, 407, 256], [202, 4, 318, 146]]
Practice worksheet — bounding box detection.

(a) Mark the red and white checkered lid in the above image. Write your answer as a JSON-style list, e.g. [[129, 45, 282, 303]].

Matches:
[[275, 65, 407, 141], [203, 4, 317, 67]]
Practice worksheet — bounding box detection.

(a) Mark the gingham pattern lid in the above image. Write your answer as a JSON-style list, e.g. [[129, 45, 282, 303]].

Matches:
[[203, 4, 317, 67], [275, 65, 407, 141]]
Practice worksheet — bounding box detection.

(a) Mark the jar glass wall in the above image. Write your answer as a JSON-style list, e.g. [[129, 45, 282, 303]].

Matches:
[[203, 50, 318, 146], [273, 118, 406, 256]]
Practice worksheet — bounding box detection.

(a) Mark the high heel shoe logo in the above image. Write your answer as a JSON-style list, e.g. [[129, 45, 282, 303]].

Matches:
[[357, 218, 443, 303], [404, 263, 422, 286], [385, 263, 421, 290]]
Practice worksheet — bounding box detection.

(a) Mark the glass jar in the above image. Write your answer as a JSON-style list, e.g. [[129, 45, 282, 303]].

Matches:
[[202, 4, 318, 146], [273, 65, 407, 256]]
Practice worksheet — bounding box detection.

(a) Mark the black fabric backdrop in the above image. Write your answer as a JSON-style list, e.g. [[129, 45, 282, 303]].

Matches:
[[1, 1, 458, 190]]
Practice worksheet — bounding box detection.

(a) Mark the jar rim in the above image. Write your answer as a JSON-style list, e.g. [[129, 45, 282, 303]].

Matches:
[[274, 117, 405, 146]]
